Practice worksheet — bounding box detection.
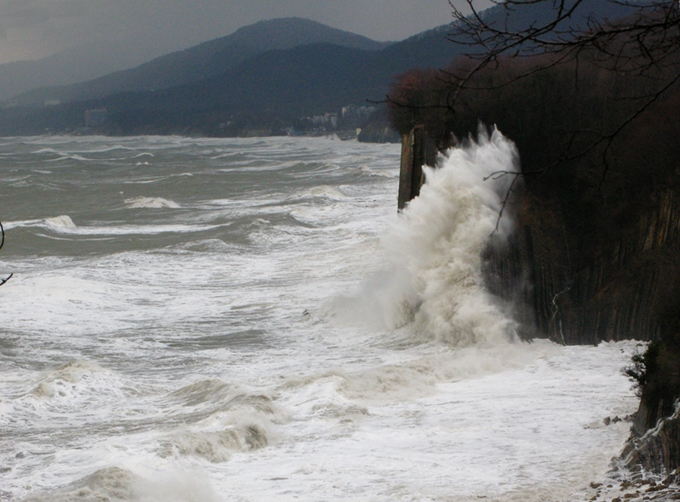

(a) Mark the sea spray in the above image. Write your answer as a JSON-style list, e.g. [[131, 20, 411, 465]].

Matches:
[[384, 125, 520, 345]]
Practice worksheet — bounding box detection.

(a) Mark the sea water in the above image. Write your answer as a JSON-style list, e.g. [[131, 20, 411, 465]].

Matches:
[[0, 133, 640, 502]]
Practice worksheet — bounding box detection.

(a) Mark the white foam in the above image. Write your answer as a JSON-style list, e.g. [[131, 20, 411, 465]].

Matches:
[[213, 342, 639, 502], [133, 470, 220, 502]]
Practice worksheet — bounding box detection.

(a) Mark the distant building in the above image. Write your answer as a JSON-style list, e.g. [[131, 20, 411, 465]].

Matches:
[[341, 105, 356, 118], [85, 109, 108, 128], [44, 99, 61, 107], [342, 105, 376, 120]]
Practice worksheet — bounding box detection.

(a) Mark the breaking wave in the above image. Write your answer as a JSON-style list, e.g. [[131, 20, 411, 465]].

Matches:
[[325, 126, 520, 346], [125, 197, 181, 209], [44, 215, 77, 229]]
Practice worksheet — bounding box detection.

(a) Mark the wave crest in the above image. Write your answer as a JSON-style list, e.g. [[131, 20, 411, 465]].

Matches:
[[125, 197, 180, 209]]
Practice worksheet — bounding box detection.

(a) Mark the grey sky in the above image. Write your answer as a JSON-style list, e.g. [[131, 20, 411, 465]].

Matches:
[[0, 0, 462, 64]]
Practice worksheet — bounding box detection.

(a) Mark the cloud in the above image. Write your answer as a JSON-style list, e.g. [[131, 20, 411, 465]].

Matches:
[[0, 3, 50, 27]]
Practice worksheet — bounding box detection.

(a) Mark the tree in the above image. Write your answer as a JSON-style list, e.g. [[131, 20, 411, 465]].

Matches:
[[443, 0, 680, 178], [388, 0, 680, 253]]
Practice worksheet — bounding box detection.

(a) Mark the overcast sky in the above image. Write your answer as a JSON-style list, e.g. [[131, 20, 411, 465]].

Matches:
[[0, 0, 464, 64]]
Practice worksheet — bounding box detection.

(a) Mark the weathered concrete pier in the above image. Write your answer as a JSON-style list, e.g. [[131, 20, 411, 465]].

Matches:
[[397, 125, 437, 210]]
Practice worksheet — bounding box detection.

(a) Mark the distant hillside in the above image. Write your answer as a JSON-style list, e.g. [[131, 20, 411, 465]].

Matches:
[[103, 44, 382, 124], [12, 18, 391, 106], [0, 40, 169, 102]]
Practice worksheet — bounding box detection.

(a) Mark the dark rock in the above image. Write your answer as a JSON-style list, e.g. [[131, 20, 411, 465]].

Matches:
[[622, 410, 680, 478]]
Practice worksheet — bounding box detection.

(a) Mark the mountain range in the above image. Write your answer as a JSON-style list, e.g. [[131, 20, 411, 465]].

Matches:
[[0, 1, 640, 138], [8, 18, 392, 107]]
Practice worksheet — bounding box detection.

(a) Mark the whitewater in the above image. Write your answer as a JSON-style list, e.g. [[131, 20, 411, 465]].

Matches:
[[0, 133, 640, 502]]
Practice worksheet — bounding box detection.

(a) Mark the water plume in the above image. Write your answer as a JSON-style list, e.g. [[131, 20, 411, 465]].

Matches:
[[384, 125, 520, 345]]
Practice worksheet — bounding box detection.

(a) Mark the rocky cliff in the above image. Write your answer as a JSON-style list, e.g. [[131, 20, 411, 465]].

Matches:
[[484, 190, 680, 345]]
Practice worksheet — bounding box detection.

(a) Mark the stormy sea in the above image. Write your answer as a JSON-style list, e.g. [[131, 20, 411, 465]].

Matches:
[[0, 133, 639, 502]]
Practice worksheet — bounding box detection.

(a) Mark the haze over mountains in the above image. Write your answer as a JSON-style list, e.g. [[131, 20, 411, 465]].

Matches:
[[0, 40, 177, 103], [0, 1, 639, 137], [7, 18, 393, 107]]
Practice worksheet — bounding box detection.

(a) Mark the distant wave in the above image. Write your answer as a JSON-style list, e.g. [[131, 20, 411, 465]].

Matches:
[[32, 148, 91, 162], [44, 215, 77, 229], [123, 173, 193, 184], [125, 197, 181, 209], [4, 215, 77, 231], [298, 186, 347, 201], [4, 214, 222, 236]]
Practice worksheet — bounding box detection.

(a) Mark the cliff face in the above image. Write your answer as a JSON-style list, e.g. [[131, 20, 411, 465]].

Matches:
[[623, 405, 680, 478], [484, 190, 680, 345]]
